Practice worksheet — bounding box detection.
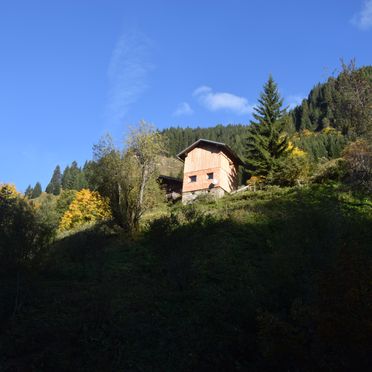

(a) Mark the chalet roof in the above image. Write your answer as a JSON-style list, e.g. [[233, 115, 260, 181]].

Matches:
[[177, 139, 243, 165]]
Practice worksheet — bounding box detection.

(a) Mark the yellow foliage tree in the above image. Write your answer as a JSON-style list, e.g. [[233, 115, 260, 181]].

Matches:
[[59, 189, 112, 231], [0, 183, 19, 200], [247, 175, 266, 191], [286, 141, 307, 157]]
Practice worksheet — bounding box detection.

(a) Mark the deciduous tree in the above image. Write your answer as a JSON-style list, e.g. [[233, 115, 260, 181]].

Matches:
[[92, 121, 165, 233], [59, 189, 111, 231]]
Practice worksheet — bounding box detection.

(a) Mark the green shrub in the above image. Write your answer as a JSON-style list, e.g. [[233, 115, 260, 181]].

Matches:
[[0, 184, 54, 272], [311, 158, 347, 184], [342, 139, 372, 191]]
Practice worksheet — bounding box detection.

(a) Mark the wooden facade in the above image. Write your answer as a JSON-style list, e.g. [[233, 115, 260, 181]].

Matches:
[[177, 139, 242, 203]]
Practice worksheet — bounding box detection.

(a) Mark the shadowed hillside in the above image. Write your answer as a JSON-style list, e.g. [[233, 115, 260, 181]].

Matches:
[[1, 185, 371, 371]]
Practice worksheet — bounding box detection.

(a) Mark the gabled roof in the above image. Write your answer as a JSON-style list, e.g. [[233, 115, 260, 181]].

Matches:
[[176, 138, 243, 165]]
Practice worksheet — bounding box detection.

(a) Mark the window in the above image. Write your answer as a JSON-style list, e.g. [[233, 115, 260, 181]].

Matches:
[[207, 172, 213, 180], [189, 175, 197, 183]]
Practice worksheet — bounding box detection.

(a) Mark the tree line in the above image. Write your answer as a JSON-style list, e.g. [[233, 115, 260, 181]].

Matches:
[[20, 61, 372, 235], [162, 61, 371, 159], [291, 61, 372, 136], [34, 61, 370, 201], [25, 161, 91, 199]]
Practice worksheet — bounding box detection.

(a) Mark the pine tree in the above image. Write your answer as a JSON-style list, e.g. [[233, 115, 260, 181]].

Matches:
[[24, 185, 33, 198], [244, 75, 289, 177], [62, 161, 85, 190], [300, 101, 313, 130], [69, 161, 80, 189], [31, 182, 42, 199], [45, 165, 62, 195], [61, 166, 71, 189]]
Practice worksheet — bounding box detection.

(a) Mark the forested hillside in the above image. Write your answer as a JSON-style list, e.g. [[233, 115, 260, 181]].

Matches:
[[162, 124, 249, 157], [1, 61, 371, 372], [162, 63, 371, 161], [291, 63, 372, 135], [34, 63, 371, 193]]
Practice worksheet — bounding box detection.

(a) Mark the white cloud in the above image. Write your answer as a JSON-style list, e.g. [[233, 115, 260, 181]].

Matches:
[[286, 95, 304, 110], [193, 86, 254, 115], [173, 102, 194, 116], [351, 0, 372, 30], [193, 86, 212, 96], [106, 30, 153, 125]]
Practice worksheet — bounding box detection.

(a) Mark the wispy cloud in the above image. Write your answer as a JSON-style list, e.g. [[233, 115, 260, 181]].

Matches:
[[173, 102, 194, 116], [193, 86, 254, 115], [351, 0, 372, 30], [106, 30, 153, 125], [286, 95, 304, 110]]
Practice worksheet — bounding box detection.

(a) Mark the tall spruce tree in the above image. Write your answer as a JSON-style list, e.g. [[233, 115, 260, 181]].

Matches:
[[244, 75, 289, 177], [68, 161, 80, 189], [61, 166, 70, 190], [46, 165, 62, 195], [24, 185, 33, 198], [31, 182, 42, 199], [62, 161, 86, 190]]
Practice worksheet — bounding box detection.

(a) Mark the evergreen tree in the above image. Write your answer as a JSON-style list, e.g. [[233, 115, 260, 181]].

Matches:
[[82, 161, 96, 190], [244, 75, 289, 177], [161, 124, 250, 157], [68, 161, 81, 189], [45, 165, 62, 195], [24, 185, 33, 198], [31, 182, 42, 199], [300, 101, 313, 130], [291, 63, 372, 137], [61, 166, 71, 189], [61, 161, 86, 190]]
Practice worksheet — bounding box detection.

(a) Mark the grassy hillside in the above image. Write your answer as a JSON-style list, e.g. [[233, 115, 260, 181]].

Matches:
[[1, 186, 372, 371], [156, 155, 183, 178]]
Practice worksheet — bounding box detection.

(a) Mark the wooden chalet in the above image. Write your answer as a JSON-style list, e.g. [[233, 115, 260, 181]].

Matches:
[[177, 139, 243, 203]]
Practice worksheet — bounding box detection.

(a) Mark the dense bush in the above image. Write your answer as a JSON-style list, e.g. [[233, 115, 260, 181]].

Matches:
[[0, 184, 54, 272], [267, 150, 310, 186], [342, 139, 372, 191], [311, 158, 347, 184]]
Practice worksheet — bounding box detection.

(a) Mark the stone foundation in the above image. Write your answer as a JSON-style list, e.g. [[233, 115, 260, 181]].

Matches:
[[182, 187, 225, 204]]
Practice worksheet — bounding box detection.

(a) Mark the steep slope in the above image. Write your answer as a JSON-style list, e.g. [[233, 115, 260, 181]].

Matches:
[[1, 185, 371, 371]]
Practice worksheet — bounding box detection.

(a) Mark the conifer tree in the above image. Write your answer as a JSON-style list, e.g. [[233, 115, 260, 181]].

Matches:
[[61, 166, 71, 189], [300, 101, 313, 130], [62, 162, 85, 190], [68, 161, 80, 189], [46, 165, 62, 195], [31, 182, 42, 199], [24, 185, 33, 198], [244, 75, 289, 177]]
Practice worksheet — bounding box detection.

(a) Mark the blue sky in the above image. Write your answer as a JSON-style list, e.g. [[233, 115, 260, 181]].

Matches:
[[0, 0, 371, 191]]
